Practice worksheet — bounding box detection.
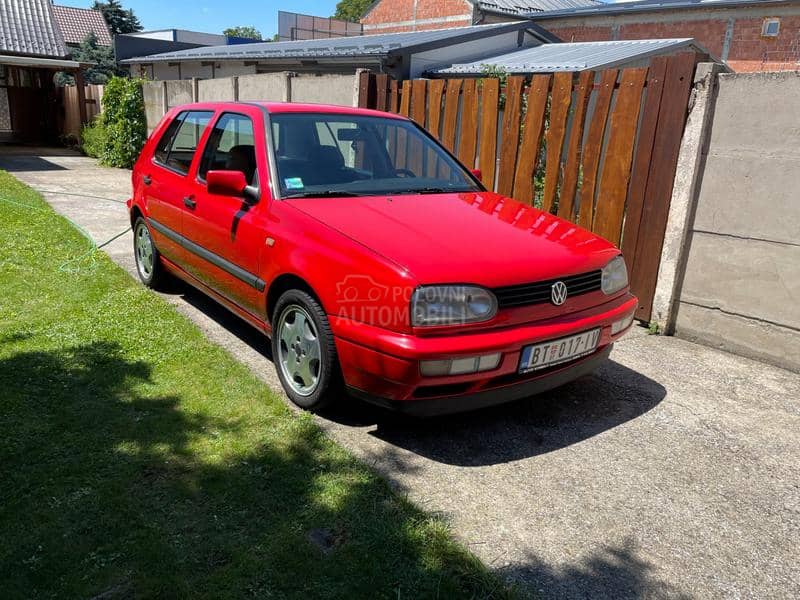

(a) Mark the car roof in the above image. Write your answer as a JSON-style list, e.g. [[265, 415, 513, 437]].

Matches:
[[169, 101, 407, 120]]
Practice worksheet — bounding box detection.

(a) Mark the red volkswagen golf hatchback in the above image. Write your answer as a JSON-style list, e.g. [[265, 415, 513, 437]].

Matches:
[[128, 102, 637, 415]]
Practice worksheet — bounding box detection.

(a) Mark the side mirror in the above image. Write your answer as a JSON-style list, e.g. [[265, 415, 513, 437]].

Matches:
[[206, 170, 259, 202], [470, 168, 482, 183]]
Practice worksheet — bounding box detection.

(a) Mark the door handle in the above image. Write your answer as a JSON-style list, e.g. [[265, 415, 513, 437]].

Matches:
[[183, 196, 196, 209], [143, 175, 152, 185]]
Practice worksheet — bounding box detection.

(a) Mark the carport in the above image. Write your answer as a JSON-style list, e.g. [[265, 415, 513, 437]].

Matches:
[[0, 55, 89, 143], [0, 0, 91, 143]]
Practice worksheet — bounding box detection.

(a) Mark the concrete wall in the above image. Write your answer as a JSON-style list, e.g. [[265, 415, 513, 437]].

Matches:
[[237, 73, 289, 102], [674, 71, 800, 372], [141, 72, 359, 131]]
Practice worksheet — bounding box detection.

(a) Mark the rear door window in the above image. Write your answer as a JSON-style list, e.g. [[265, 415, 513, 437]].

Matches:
[[198, 113, 257, 185], [154, 110, 213, 175]]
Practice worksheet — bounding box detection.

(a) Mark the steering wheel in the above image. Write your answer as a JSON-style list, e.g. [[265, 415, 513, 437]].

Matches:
[[394, 168, 417, 178]]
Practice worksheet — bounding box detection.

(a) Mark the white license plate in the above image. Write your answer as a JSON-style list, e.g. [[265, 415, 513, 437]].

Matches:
[[518, 329, 601, 374]]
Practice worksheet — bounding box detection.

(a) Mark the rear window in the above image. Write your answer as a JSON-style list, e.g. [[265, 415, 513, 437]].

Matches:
[[153, 111, 213, 175]]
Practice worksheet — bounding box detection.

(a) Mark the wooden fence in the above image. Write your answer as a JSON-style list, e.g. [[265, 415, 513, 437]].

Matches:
[[61, 84, 104, 139], [358, 54, 696, 322]]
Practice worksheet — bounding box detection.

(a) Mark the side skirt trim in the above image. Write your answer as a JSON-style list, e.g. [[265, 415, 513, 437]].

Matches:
[[147, 217, 266, 292]]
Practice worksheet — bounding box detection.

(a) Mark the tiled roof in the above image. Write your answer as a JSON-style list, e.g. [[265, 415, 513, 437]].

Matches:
[[475, 0, 601, 15], [52, 5, 112, 46], [0, 0, 69, 57]]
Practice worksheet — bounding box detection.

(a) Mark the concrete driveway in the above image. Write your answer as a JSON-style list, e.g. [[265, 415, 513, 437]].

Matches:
[[2, 148, 798, 599]]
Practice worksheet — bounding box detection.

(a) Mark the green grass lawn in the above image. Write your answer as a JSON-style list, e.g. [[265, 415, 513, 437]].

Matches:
[[0, 172, 513, 599]]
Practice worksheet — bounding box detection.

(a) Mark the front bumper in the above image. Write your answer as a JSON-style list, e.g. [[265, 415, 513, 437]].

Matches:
[[348, 344, 612, 416], [331, 292, 637, 414]]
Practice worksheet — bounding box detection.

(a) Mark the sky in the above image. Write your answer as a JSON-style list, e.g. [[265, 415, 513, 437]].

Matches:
[[57, 0, 341, 38]]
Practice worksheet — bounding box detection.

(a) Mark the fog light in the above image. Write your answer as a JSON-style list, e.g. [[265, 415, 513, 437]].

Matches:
[[450, 357, 479, 375], [478, 353, 501, 370], [419, 360, 451, 377], [611, 313, 635, 335], [420, 353, 502, 377]]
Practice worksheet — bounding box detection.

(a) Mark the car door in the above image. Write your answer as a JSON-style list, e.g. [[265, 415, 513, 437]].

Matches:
[[181, 109, 271, 315], [143, 110, 214, 265]]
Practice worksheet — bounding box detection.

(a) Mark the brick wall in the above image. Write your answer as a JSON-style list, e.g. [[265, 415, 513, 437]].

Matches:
[[726, 15, 800, 71], [361, 0, 473, 32], [525, 4, 800, 72]]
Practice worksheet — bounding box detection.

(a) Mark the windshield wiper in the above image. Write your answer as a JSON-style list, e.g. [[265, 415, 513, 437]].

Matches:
[[393, 187, 473, 195], [282, 190, 369, 199]]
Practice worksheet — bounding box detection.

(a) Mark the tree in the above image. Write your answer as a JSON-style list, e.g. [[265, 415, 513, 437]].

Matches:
[[333, 0, 372, 23], [56, 32, 119, 85], [223, 26, 262, 40], [92, 0, 143, 35]]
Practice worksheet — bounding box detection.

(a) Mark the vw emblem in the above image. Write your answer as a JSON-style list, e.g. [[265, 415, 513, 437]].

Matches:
[[551, 281, 568, 306]]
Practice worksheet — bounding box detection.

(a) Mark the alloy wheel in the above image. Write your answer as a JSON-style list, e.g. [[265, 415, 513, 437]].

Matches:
[[135, 221, 154, 280], [277, 304, 322, 396]]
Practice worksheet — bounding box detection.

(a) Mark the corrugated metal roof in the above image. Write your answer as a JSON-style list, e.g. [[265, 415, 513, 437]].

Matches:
[[52, 5, 112, 47], [0, 0, 69, 58], [122, 21, 535, 64], [427, 38, 698, 74], [476, 0, 601, 15], [525, 0, 795, 19]]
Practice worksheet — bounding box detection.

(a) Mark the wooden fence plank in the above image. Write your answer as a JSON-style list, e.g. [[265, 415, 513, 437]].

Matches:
[[357, 71, 371, 108], [512, 74, 550, 205], [375, 73, 389, 112], [410, 79, 427, 175], [427, 79, 446, 139], [557, 71, 593, 221], [478, 78, 500, 189], [592, 67, 648, 244], [577, 69, 618, 229], [629, 53, 696, 321], [396, 81, 412, 168], [457, 79, 479, 168], [621, 57, 667, 275], [426, 79, 446, 177], [411, 79, 427, 125], [496, 76, 525, 197], [399, 80, 411, 116], [389, 78, 399, 113], [441, 79, 461, 153], [542, 72, 573, 213]]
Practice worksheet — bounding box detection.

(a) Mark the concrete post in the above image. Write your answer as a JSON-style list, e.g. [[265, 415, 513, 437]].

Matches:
[[651, 63, 724, 334], [192, 78, 199, 103], [161, 80, 168, 115], [232, 76, 239, 101], [284, 72, 293, 103]]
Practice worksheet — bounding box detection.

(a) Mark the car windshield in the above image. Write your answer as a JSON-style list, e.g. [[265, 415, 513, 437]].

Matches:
[[269, 112, 482, 198]]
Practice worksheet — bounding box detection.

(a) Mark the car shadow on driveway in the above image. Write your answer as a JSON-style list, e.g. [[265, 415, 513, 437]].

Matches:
[[324, 358, 666, 467], [171, 281, 665, 467]]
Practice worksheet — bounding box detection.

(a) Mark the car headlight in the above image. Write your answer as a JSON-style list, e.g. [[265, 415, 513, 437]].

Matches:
[[601, 255, 629, 295], [411, 285, 497, 326]]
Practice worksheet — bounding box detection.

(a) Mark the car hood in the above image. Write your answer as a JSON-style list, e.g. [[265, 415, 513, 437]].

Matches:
[[288, 192, 620, 287]]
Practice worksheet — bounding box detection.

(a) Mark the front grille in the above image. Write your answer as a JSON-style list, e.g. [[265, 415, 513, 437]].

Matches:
[[493, 270, 602, 309]]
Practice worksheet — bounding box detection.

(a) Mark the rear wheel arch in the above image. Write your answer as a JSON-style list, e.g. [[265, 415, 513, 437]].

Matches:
[[130, 205, 143, 229]]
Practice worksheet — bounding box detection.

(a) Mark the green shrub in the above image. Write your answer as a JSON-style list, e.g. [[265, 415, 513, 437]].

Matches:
[[81, 76, 147, 168], [80, 117, 108, 159]]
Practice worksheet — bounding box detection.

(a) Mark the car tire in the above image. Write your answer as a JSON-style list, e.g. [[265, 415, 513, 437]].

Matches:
[[272, 289, 342, 411], [133, 216, 166, 289]]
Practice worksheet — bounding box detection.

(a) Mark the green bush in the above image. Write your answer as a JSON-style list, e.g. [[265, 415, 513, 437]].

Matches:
[[80, 76, 147, 168], [80, 117, 108, 159]]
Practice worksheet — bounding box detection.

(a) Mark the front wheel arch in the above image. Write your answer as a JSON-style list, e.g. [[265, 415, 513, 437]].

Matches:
[[266, 273, 322, 324]]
